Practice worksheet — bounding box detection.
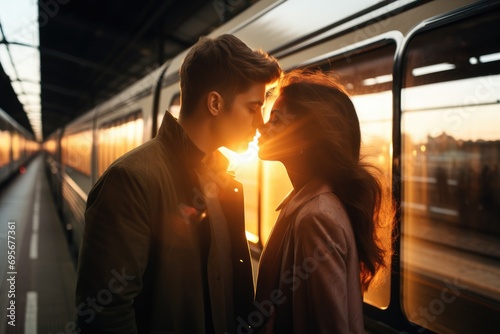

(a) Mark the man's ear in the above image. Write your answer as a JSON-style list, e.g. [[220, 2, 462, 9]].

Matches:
[[207, 91, 223, 116]]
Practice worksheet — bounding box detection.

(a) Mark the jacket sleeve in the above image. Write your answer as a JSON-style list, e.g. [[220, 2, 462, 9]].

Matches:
[[75, 164, 151, 334], [292, 208, 351, 334]]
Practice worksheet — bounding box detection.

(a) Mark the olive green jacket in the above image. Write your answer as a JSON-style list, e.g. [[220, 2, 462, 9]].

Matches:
[[76, 112, 254, 334]]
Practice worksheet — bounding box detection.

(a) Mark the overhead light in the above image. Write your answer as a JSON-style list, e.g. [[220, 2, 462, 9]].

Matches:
[[469, 57, 478, 65], [479, 51, 500, 64], [469, 52, 500, 65], [412, 63, 456, 76]]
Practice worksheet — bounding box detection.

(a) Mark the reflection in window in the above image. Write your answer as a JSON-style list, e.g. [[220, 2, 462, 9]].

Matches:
[[401, 8, 500, 333]]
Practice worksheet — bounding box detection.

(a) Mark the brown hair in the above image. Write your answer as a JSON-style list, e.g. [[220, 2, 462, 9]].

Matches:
[[179, 34, 281, 117], [278, 69, 394, 291]]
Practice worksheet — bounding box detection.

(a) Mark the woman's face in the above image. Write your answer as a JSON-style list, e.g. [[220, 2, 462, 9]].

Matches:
[[258, 95, 304, 161]]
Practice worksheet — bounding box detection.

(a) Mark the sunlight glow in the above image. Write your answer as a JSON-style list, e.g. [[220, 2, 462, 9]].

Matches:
[[219, 138, 260, 171], [245, 231, 260, 244], [363, 74, 392, 86]]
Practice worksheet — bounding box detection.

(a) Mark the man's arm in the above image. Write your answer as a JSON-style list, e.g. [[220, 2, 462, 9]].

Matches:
[[75, 165, 151, 334]]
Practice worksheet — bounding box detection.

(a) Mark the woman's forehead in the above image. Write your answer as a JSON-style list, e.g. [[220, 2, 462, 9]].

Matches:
[[272, 95, 286, 109]]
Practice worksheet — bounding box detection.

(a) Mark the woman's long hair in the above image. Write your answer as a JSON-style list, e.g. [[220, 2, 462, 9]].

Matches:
[[278, 69, 394, 291]]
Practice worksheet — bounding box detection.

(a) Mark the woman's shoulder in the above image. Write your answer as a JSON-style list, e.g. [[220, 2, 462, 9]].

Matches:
[[292, 192, 354, 256], [297, 191, 348, 220], [295, 193, 350, 234]]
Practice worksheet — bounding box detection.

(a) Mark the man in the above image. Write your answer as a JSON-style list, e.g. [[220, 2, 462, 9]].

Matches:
[[75, 34, 281, 334]]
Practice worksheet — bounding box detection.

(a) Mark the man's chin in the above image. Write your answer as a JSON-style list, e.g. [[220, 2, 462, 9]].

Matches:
[[224, 142, 249, 154]]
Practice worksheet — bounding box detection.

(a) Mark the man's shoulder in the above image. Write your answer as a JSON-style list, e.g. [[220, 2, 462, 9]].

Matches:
[[115, 138, 171, 166], [103, 138, 176, 182]]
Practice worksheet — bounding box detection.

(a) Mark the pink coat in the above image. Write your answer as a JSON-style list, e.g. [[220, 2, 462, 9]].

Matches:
[[254, 178, 364, 334]]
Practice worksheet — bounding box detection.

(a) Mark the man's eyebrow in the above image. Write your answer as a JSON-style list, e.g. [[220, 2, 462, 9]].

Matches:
[[266, 86, 277, 98], [248, 100, 264, 107]]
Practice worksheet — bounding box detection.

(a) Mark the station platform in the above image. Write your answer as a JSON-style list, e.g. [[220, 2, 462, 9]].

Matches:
[[0, 154, 76, 334]]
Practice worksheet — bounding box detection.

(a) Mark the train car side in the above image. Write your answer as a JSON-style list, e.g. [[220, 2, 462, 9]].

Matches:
[[0, 108, 39, 185]]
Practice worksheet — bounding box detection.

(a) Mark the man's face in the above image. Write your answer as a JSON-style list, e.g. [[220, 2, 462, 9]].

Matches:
[[216, 83, 266, 153]]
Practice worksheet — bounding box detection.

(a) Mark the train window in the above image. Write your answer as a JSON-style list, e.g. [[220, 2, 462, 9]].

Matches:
[[97, 111, 143, 176], [43, 138, 57, 156], [11, 132, 20, 161], [401, 8, 500, 333], [0, 122, 9, 168], [61, 130, 92, 177]]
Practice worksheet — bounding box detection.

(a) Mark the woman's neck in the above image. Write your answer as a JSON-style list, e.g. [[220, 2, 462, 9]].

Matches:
[[284, 161, 313, 192]]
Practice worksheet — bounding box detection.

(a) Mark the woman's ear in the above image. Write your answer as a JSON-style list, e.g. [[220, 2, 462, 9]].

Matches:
[[207, 91, 223, 116]]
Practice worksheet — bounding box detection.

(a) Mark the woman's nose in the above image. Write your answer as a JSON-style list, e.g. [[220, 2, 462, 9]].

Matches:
[[258, 121, 269, 135]]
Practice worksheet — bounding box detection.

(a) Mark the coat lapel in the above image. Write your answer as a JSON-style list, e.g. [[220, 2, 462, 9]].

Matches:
[[256, 178, 334, 309]]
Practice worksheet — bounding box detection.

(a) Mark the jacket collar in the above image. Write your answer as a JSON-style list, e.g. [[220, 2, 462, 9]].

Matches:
[[157, 111, 229, 173], [276, 178, 333, 219]]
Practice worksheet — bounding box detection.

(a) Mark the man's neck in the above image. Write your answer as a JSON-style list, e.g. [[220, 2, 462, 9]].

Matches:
[[178, 113, 215, 155]]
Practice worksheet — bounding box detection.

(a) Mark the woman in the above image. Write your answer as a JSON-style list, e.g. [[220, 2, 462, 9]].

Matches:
[[254, 70, 393, 333]]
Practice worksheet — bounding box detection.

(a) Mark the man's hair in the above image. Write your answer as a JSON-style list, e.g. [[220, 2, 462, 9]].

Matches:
[[179, 34, 281, 117]]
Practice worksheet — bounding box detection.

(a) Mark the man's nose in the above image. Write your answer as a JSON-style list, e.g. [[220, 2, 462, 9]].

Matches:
[[253, 111, 264, 129]]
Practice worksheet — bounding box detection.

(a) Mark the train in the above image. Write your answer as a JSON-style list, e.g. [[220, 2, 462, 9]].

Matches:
[[42, 0, 500, 333], [0, 107, 39, 185]]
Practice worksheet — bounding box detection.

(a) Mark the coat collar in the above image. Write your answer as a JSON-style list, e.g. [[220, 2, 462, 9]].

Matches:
[[157, 111, 230, 173], [276, 178, 334, 219]]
